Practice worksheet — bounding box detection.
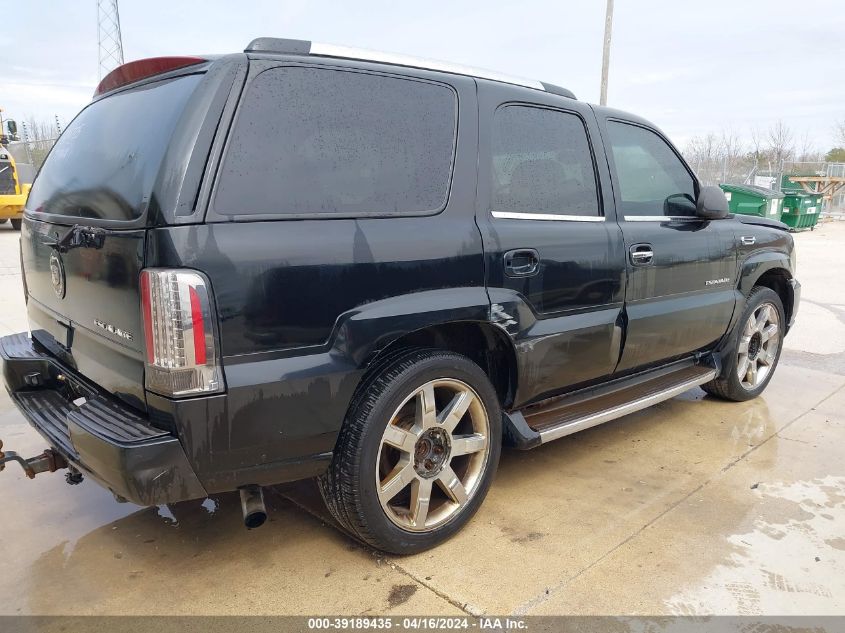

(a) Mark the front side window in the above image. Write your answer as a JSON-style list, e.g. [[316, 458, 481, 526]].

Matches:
[[492, 105, 600, 217], [214, 67, 457, 217], [607, 121, 697, 217]]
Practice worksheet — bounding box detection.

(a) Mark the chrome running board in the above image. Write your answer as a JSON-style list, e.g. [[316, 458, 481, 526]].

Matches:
[[523, 364, 717, 444]]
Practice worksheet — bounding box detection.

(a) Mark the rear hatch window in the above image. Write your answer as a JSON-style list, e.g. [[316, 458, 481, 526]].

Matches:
[[26, 73, 202, 222], [22, 73, 204, 412]]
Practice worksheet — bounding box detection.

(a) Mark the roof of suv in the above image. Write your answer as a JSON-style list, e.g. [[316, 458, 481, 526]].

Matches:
[[244, 37, 577, 100]]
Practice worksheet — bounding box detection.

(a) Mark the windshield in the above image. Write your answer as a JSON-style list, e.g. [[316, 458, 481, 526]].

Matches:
[[26, 74, 202, 222]]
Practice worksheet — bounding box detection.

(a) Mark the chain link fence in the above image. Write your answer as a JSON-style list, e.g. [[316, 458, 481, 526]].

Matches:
[[689, 157, 758, 188], [6, 138, 56, 182], [3, 138, 57, 184], [687, 153, 845, 215]]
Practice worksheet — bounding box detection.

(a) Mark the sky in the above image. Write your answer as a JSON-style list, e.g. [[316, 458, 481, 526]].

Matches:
[[2, 0, 844, 152]]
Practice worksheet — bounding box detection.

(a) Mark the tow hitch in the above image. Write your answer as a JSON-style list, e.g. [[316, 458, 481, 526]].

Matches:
[[0, 439, 69, 479]]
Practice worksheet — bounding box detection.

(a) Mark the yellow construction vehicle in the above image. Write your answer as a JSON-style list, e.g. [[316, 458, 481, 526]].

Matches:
[[0, 150, 29, 230], [0, 116, 29, 230]]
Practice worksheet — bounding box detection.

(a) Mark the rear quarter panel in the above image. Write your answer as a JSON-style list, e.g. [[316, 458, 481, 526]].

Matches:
[[145, 65, 489, 491]]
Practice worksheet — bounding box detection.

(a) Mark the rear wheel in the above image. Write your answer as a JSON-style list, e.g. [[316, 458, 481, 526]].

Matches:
[[703, 286, 785, 402], [10, 219, 21, 230], [318, 349, 501, 554]]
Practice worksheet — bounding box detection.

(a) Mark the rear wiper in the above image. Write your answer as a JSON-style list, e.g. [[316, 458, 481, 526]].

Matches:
[[42, 225, 107, 253]]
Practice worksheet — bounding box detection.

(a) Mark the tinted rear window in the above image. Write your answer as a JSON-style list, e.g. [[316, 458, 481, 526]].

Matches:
[[26, 74, 202, 221], [492, 105, 599, 217], [213, 67, 457, 217]]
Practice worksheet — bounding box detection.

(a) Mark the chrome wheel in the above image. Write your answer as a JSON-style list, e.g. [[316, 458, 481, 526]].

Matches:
[[376, 378, 490, 533], [737, 302, 780, 390]]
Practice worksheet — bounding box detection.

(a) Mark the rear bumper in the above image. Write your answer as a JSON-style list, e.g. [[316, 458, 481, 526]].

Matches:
[[1, 332, 207, 505]]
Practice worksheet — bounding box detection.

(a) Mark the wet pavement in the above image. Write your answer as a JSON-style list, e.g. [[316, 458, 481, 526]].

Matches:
[[0, 220, 843, 616]]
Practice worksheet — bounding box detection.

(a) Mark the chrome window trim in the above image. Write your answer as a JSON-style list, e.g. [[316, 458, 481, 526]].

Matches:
[[492, 211, 605, 222], [310, 42, 546, 91], [623, 215, 700, 222]]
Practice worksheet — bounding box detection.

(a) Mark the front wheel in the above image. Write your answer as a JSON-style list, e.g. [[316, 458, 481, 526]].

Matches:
[[10, 219, 21, 230], [318, 349, 501, 554], [703, 286, 785, 402]]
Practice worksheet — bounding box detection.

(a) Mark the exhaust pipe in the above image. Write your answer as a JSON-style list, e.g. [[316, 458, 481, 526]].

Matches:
[[239, 485, 267, 529]]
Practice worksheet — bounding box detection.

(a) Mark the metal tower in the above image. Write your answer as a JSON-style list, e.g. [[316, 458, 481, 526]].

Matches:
[[97, 0, 124, 80]]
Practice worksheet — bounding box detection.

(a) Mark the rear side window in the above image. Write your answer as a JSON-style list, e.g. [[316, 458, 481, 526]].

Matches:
[[27, 74, 202, 221], [213, 67, 457, 217], [607, 121, 697, 217], [492, 105, 600, 217]]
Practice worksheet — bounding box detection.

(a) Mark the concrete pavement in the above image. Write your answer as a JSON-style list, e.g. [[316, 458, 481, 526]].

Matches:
[[1, 219, 843, 616]]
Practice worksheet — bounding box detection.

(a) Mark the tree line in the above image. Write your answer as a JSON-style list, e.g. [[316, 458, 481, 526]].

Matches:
[[683, 119, 845, 186]]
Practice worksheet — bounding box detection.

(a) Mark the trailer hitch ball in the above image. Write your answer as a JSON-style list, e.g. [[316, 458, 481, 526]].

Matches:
[[0, 439, 36, 478], [0, 440, 69, 479]]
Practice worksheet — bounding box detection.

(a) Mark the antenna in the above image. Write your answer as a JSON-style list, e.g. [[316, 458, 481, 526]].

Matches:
[[97, 0, 125, 80]]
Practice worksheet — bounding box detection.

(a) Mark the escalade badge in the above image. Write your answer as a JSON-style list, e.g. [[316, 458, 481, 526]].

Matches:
[[94, 319, 133, 341], [49, 252, 65, 299]]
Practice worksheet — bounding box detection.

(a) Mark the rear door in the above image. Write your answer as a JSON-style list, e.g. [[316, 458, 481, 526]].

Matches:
[[475, 81, 626, 406], [21, 70, 221, 411], [599, 117, 737, 371]]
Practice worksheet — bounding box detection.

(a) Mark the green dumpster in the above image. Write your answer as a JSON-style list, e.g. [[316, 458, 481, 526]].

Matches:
[[781, 174, 804, 192], [719, 183, 785, 220], [781, 191, 823, 231]]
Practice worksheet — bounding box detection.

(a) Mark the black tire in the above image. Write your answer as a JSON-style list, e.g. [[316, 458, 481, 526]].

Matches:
[[318, 348, 502, 554], [702, 286, 785, 402], [10, 219, 21, 230]]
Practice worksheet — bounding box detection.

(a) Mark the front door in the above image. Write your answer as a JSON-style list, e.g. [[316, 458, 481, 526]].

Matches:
[[600, 118, 737, 372], [476, 82, 626, 406]]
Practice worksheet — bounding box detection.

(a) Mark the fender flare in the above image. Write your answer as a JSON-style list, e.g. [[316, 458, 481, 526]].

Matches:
[[737, 250, 794, 297]]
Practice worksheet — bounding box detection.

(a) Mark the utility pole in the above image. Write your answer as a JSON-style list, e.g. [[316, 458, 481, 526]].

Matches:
[[97, 0, 125, 80], [599, 0, 614, 106]]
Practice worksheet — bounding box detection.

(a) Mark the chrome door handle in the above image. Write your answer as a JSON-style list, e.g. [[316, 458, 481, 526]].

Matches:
[[504, 248, 540, 277], [629, 244, 654, 266], [741, 236, 756, 246]]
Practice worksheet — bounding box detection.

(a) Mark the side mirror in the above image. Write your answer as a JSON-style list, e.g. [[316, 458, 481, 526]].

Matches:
[[696, 186, 729, 220], [6, 120, 17, 136]]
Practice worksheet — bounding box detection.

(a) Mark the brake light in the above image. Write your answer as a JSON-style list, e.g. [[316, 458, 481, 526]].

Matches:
[[94, 56, 206, 97], [139, 269, 222, 397]]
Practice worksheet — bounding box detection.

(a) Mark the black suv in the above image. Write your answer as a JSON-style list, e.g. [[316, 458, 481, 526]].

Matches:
[[0, 38, 799, 554]]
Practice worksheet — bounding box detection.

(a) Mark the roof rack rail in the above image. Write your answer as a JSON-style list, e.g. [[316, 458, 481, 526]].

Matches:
[[541, 82, 577, 100], [243, 37, 576, 99], [245, 37, 310, 55]]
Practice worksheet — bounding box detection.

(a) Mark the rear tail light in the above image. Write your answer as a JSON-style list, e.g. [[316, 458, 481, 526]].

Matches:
[[140, 269, 223, 397]]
